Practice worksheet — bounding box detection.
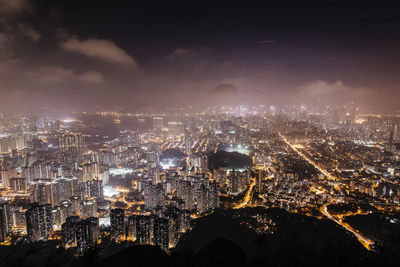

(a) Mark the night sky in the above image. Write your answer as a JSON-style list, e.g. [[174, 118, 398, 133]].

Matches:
[[0, 0, 399, 112]]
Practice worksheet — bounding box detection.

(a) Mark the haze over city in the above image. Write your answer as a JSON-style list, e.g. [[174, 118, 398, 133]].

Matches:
[[1, 1, 400, 112]]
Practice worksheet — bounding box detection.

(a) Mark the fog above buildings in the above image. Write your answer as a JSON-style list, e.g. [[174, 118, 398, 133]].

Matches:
[[1, 1, 400, 112]]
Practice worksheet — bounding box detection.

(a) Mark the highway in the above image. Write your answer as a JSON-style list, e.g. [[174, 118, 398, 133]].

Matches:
[[233, 178, 256, 209], [279, 133, 336, 181], [321, 204, 374, 250]]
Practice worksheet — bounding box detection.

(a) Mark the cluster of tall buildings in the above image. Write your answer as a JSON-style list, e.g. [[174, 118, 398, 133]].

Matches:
[[107, 207, 191, 251], [0, 118, 109, 253], [62, 216, 99, 253], [26, 203, 52, 242], [0, 113, 224, 254], [140, 171, 219, 214], [152, 117, 185, 139], [0, 133, 36, 153]]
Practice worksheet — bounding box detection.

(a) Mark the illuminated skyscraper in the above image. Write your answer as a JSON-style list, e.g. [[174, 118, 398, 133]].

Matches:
[[0, 201, 11, 242], [0, 133, 34, 153], [185, 138, 192, 155], [9, 177, 27, 192], [127, 215, 136, 241], [29, 181, 59, 206], [163, 207, 180, 248], [61, 216, 80, 248], [132, 215, 151, 244], [180, 209, 191, 233], [144, 182, 164, 209], [80, 199, 97, 219], [196, 184, 208, 214], [208, 181, 219, 210], [56, 177, 79, 202], [146, 142, 160, 169], [132, 130, 141, 147], [87, 179, 104, 199], [59, 133, 85, 160], [176, 180, 193, 210], [69, 196, 81, 216], [110, 208, 125, 241], [257, 169, 263, 193], [168, 121, 184, 138], [153, 117, 163, 132], [228, 170, 240, 194], [76, 217, 99, 254], [153, 217, 169, 251], [26, 203, 52, 242]]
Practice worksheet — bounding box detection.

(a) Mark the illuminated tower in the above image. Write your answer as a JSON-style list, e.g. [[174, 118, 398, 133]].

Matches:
[[153, 217, 169, 251], [168, 122, 184, 138], [81, 199, 97, 219], [144, 182, 164, 209], [229, 171, 239, 194], [59, 133, 85, 155], [197, 184, 208, 214], [110, 208, 125, 241], [185, 137, 192, 155], [0, 201, 11, 242], [76, 217, 99, 254], [61, 216, 80, 247], [208, 181, 219, 210], [153, 117, 163, 132], [134, 215, 151, 244], [26, 203, 52, 242]]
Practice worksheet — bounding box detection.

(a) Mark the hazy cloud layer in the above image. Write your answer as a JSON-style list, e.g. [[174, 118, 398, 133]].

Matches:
[[167, 48, 193, 60], [0, 33, 7, 51], [0, 0, 30, 15], [28, 66, 104, 84], [295, 80, 373, 105], [60, 35, 138, 67], [17, 23, 40, 42]]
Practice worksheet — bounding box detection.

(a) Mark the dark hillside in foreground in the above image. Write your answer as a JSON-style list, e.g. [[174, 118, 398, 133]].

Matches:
[[174, 207, 372, 266], [1, 208, 400, 267]]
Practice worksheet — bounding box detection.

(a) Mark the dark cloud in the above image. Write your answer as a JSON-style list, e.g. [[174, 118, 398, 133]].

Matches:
[[209, 84, 238, 97]]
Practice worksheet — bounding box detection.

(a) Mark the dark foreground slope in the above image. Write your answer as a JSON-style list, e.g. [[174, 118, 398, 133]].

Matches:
[[174, 207, 372, 266], [1, 208, 399, 267]]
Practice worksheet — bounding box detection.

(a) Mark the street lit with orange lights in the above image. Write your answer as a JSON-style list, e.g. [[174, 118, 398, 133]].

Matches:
[[279, 133, 336, 181], [233, 178, 256, 209], [320, 204, 374, 250]]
